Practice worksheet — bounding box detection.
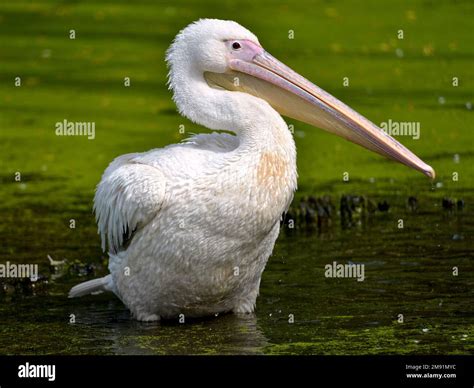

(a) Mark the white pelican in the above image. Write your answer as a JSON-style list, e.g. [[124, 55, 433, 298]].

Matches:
[[69, 19, 435, 321]]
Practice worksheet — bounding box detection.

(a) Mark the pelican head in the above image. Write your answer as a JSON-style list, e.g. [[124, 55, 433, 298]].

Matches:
[[167, 19, 434, 179]]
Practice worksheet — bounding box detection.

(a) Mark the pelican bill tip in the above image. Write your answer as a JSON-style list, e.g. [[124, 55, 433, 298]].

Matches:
[[424, 165, 436, 180]]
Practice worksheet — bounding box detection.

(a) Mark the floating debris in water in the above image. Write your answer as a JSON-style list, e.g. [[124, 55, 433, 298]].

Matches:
[[442, 197, 464, 212], [0, 275, 49, 298], [377, 201, 390, 212], [2, 283, 15, 295], [69, 261, 99, 277], [442, 198, 455, 210], [466, 102, 472, 110], [340, 195, 376, 228], [48, 254, 68, 280], [283, 194, 460, 232], [47, 254, 66, 267], [407, 196, 418, 212], [284, 195, 334, 230]]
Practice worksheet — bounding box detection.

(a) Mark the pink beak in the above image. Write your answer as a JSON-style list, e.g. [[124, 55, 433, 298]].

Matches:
[[207, 43, 435, 179]]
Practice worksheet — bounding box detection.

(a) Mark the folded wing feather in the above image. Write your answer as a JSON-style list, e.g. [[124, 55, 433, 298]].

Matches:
[[94, 154, 167, 254]]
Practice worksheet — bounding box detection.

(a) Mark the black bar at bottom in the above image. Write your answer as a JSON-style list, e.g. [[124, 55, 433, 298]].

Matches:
[[0, 355, 471, 387]]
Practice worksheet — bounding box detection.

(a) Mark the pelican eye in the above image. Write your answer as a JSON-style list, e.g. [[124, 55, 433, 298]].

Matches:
[[232, 42, 241, 50]]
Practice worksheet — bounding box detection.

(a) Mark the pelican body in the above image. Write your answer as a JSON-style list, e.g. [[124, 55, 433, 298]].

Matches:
[[69, 19, 434, 321]]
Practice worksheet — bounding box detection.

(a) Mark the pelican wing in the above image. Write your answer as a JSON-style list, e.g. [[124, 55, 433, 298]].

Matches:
[[182, 132, 239, 152], [94, 154, 166, 254]]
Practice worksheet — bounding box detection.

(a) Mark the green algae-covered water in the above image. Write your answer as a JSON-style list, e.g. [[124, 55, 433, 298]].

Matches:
[[0, 0, 472, 355]]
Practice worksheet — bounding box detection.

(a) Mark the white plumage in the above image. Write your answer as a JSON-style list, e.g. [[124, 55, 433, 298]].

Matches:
[[70, 20, 296, 320], [69, 19, 434, 321]]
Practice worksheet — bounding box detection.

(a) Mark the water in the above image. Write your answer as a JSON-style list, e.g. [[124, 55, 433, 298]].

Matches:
[[1, 187, 472, 355], [0, 0, 472, 355]]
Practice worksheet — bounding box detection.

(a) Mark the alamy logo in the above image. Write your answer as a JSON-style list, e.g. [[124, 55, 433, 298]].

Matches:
[[0, 261, 38, 281], [380, 119, 420, 140], [325, 261, 365, 282], [18, 362, 56, 382], [55, 119, 95, 139]]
